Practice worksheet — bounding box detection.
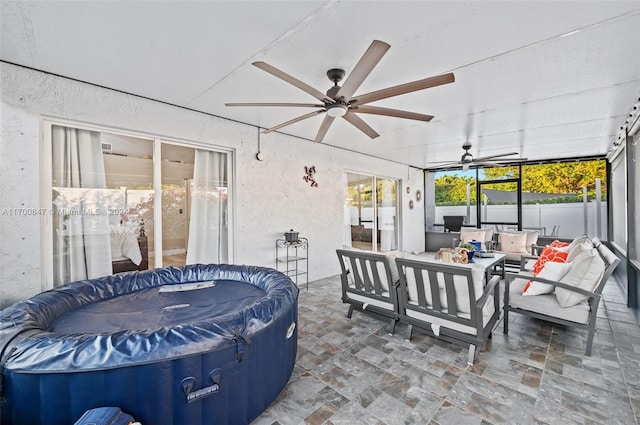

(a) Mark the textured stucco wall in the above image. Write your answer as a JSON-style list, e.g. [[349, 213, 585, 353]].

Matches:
[[0, 62, 424, 308]]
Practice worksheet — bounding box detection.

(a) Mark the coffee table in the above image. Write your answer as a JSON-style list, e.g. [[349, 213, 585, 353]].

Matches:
[[470, 252, 506, 283]]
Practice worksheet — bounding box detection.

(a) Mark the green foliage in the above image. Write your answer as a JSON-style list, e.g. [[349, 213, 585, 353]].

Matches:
[[434, 175, 476, 205], [434, 160, 606, 206]]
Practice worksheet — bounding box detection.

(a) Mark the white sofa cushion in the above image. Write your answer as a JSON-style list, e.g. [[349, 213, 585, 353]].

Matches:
[[400, 253, 485, 314], [460, 228, 489, 250], [499, 232, 529, 253], [509, 278, 590, 324], [522, 262, 572, 296], [405, 296, 495, 336], [499, 230, 540, 253], [555, 249, 606, 308], [345, 289, 395, 311], [566, 241, 594, 262]]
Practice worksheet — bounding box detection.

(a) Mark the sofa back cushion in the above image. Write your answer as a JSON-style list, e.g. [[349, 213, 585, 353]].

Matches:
[[499, 232, 529, 253], [555, 249, 606, 307], [460, 228, 492, 250]]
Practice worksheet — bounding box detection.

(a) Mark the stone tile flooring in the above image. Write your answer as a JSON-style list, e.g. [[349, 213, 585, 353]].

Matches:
[[253, 276, 640, 425]]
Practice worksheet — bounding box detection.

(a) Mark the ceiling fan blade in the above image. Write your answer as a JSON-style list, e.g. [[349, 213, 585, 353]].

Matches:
[[262, 110, 324, 134], [342, 112, 380, 139], [351, 73, 455, 106], [473, 152, 520, 161], [488, 157, 528, 162], [252, 61, 333, 103], [225, 102, 324, 108], [424, 161, 461, 168], [352, 105, 433, 122], [314, 115, 336, 143], [335, 40, 390, 101]]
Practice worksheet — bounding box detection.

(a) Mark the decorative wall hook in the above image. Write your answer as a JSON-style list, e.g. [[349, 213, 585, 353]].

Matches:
[[303, 166, 318, 187]]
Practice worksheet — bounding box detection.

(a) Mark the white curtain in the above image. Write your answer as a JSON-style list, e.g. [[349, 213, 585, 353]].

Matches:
[[186, 149, 228, 264], [51, 125, 112, 285], [379, 179, 397, 252]]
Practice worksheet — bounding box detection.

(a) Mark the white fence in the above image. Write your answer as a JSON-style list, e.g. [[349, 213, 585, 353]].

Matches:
[[434, 202, 608, 239]]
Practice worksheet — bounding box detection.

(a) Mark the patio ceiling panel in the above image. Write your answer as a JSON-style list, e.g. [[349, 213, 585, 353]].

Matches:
[[1, 1, 638, 168]]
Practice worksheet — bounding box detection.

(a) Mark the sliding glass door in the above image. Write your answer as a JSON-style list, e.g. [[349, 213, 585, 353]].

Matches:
[[44, 121, 232, 288], [345, 173, 399, 252]]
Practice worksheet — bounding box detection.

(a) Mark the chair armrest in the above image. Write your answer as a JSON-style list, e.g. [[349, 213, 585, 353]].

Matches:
[[519, 254, 538, 271], [531, 244, 545, 255], [505, 272, 600, 300], [476, 275, 501, 308]]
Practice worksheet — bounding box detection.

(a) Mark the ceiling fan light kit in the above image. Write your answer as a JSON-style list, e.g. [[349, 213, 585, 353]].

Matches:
[[326, 103, 348, 118], [225, 40, 455, 143]]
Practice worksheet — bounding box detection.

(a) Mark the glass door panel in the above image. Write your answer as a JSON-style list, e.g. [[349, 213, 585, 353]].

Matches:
[[346, 173, 399, 252], [51, 125, 154, 286], [160, 144, 194, 267], [346, 174, 374, 251]]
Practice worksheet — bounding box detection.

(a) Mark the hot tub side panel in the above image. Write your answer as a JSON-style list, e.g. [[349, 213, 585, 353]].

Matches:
[[1, 301, 298, 425]]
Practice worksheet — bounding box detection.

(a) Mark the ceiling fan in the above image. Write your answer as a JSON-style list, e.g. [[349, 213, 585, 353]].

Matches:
[[428, 142, 528, 170], [225, 40, 454, 143]]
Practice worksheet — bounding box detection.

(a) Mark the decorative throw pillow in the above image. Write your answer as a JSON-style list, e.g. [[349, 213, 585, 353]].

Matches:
[[549, 240, 570, 249], [460, 228, 488, 250], [532, 246, 569, 275], [522, 262, 572, 296], [499, 232, 529, 253]]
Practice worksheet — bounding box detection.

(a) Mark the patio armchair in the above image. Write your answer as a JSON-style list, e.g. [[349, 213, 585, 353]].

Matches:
[[336, 248, 401, 334], [503, 241, 620, 355], [395, 255, 501, 364]]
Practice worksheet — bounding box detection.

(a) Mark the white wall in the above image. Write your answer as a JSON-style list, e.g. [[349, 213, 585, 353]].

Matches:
[[434, 202, 608, 240], [0, 63, 425, 308]]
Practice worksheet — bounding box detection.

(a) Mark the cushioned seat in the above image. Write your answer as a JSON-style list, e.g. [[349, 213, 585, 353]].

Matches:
[[503, 239, 620, 355], [336, 248, 401, 334], [395, 254, 500, 364]]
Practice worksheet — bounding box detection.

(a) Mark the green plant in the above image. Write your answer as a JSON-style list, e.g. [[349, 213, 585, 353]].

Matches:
[[459, 242, 475, 251]]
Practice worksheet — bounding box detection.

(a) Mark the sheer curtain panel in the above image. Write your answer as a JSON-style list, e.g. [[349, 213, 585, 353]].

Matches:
[[186, 149, 228, 264], [51, 125, 112, 285]]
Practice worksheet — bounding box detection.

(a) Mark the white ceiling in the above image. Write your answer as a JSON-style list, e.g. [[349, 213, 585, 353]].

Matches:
[[2, 1, 639, 168]]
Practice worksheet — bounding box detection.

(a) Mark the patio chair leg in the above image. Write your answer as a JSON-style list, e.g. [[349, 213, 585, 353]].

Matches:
[[503, 310, 509, 334], [467, 344, 476, 365], [586, 329, 595, 356], [405, 324, 413, 341], [389, 318, 397, 335], [347, 304, 354, 320]]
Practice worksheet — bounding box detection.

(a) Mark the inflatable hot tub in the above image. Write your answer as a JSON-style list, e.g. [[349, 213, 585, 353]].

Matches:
[[0, 264, 299, 425]]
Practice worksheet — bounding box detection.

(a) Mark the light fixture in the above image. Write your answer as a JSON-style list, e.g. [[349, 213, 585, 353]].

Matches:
[[326, 103, 348, 118]]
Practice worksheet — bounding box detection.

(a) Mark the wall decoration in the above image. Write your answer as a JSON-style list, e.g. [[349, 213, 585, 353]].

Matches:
[[303, 166, 318, 187]]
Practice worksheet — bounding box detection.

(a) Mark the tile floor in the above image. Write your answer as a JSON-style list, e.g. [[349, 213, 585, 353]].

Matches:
[[253, 276, 640, 425]]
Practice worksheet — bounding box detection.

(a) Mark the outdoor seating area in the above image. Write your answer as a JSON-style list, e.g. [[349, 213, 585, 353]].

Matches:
[[504, 235, 620, 356], [254, 271, 638, 424], [337, 232, 622, 365]]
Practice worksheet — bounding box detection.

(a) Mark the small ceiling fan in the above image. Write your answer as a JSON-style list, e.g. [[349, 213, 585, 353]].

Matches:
[[427, 142, 528, 170], [225, 40, 454, 143]]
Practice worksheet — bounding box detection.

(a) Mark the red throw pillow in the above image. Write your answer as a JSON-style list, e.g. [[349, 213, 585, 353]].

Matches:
[[549, 240, 570, 248], [532, 246, 569, 276]]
